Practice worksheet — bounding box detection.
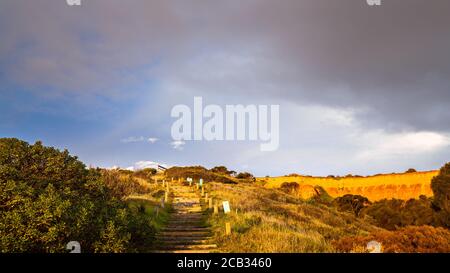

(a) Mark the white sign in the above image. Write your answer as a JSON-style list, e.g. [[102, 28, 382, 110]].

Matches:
[[222, 201, 231, 214]]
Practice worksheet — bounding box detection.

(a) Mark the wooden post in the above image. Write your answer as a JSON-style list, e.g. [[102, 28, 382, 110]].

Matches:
[[160, 197, 165, 208], [164, 191, 169, 203], [201, 187, 205, 197], [204, 193, 208, 202], [213, 203, 218, 215], [162, 180, 165, 187], [208, 198, 213, 209], [225, 222, 231, 235]]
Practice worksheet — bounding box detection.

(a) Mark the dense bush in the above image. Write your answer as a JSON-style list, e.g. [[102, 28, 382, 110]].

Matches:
[[333, 194, 371, 217], [361, 196, 440, 230], [100, 169, 149, 199], [0, 138, 155, 253], [210, 166, 235, 176], [280, 182, 300, 194], [334, 225, 450, 253], [236, 172, 255, 180], [431, 162, 450, 227], [165, 166, 237, 184], [134, 168, 157, 180]]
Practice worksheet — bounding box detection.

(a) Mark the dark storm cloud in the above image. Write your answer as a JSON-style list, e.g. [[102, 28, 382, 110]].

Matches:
[[1, 0, 450, 131]]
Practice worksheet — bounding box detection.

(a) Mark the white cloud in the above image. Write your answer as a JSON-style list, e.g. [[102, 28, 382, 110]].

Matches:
[[357, 131, 450, 160], [171, 140, 185, 150], [134, 160, 168, 170], [121, 136, 159, 144], [120, 136, 145, 143]]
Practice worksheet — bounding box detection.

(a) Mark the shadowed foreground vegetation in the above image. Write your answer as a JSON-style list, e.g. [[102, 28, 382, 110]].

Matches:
[[0, 138, 168, 253]]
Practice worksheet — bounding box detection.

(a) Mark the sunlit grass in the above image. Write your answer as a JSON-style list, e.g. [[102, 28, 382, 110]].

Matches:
[[205, 182, 379, 253]]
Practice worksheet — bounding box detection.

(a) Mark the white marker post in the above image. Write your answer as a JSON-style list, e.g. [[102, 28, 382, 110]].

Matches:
[[222, 201, 231, 214]]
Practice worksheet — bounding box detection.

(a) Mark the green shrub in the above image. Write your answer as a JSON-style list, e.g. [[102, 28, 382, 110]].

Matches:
[[165, 166, 237, 184], [134, 168, 157, 180], [431, 162, 450, 227], [236, 172, 255, 180], [0, 138, 155, 253], [333, 194, 371, 216], [361, 197, 440, 230]]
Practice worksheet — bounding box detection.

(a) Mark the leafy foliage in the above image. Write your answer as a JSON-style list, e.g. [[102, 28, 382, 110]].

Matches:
[[165, 166, 237, 184], [236, 172, 255, 180], [0, 138, 155, 253], [333, 194, 371, 216], [279, 182, 300, 194], [405, 168, 417, 173], [100, 169, 149, 200], [210, 166, 235, 176], [361, 196, 441, 230], [134, 168, 157, 180], [431, 162, 450, 227]]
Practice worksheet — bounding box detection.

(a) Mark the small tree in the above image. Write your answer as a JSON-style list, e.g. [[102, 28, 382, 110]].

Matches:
[[236, 172, 254, 180]]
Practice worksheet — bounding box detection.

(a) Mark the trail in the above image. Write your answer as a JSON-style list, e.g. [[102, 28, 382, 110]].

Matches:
[[154, 182, 217, 253]]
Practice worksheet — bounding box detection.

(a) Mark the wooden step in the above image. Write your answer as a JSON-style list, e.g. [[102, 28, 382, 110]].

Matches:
[[153, 249, 214, 253], [158, 231, 211, 237], [163, 226, 209, 231], [156, 239, 212, 245], [156, 244, 217, 250]]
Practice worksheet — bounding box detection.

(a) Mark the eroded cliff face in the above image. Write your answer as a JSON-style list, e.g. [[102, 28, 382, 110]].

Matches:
[[324, 183, 433, 201], [263, 171, 438, 201]]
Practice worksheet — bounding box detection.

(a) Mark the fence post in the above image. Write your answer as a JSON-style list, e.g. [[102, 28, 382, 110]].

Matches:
[[225, 222, 231, 235], [164, 191, 169, 203]]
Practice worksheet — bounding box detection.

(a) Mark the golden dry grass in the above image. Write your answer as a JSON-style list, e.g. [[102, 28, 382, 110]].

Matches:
[[204, 182, 380, 253], [259, 171, 438, 201]]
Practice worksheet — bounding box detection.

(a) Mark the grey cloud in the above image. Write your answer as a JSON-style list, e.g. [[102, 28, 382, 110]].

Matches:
[[1, 0, 450, 131]]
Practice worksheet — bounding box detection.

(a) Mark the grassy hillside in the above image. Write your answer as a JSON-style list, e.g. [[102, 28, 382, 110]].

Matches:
[[205, 182, 380, 252], [259, 171, 438, 201]]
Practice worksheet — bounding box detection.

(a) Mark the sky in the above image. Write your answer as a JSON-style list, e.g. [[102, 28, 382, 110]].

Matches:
[[1, 0, 450, 176]]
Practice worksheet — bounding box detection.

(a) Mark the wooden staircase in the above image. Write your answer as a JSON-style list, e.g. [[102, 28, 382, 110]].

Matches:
[[153, 184, 217, 253]]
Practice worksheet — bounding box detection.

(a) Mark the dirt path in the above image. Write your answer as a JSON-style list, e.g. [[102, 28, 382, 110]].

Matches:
[[154, 183, 217, 253]]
